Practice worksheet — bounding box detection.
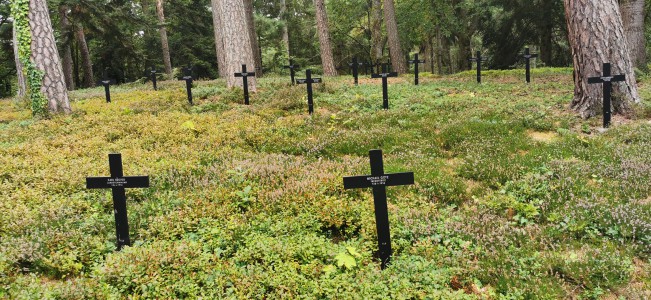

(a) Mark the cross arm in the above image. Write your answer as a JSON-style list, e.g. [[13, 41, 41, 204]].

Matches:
[[87, 176, 150, 189], [343, 172, 414, 189], [234, 72, 256, 77]]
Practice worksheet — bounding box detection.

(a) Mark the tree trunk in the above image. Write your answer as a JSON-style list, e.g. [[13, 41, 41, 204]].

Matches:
[[13, 23, 27, 98], [243, 0, 262, 76], [75, 25, 94, 87], [620, 0, 646, 69], [59, 6, 75, 90], [156, 0, 173, 75], [371, 0, 383, 60], [382, 0, 406, 73], [280, 0, 290, 58], [220, 0, 257, 90], [564, 0, 639, 118], [314, 0, 337, 76], [211, 0, 228, 78], [29, 0, 71, 114]]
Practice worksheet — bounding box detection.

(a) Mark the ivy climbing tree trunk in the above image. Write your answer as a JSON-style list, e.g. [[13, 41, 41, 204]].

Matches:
[[156, 0, 173, 75], [59, 5, 75, 91], [619, 0, 646, 69], [12, 23, 27, 98], [314, 0, 337, 76], [244, 0, 262, 76], [219, 0, 257, 90], [29, 0, 71, 114], [564, 0, 639, 118], [75, 25, 94, 87]]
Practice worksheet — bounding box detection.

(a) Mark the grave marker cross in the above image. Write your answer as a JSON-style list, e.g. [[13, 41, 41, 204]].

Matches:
[[408, 53, 425, 85], [296, 69, 322, 114], [469, 51, 485, 83], [371, 64, 398, 110], [522, 47, 538, 83], [234, 64, 256, 105], [283, 60, 300, 85], [588, 63, 626, 128], [343, 150, 414, 269], [86, 154, 149, 250], [182, 67, 194, 105], [349, 57, 363, 86], [151, 67, 158, 91]]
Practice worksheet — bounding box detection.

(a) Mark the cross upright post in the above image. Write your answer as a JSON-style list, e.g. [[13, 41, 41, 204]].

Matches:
[[234, 64, 256, 105], [283, 60, 300, 85], [86, 154, 149, 250], [522, 47, 538, 83], [182, 67, 193, 105], [408, 53, 425, 85], [349, 57, 363, 86], [371, 63, 398, 110], [588, 63, 626, 128], [469, 51, 484, 83], [151, 67, 158, 90], [101, 80, 112, 103], [296, 69, 323, 114], [343, 149, 414, 269]]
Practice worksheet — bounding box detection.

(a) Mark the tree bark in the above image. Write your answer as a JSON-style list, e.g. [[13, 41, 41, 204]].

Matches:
[[382, 0, 406, 73], [280, 0, 290, 58], [29, 0, 71, 114], [156, 0, 173, 75], [59, 6, 75, 90], [244, 0, 262, 76], [13, 23, 27, 98], [75, 25, 94, 87], [564, 0, 639, 118], [314, 0, 337, 76], [619, 0, 646, 69], [211, 0, 228, 78], [371, 0, 383, 60], [219, 0, 257, 90]]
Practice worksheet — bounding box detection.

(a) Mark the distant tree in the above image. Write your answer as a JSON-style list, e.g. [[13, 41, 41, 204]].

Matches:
[[244, 0, 263, 75], [314, 0, 337, 75], [156, 0, 172, 74], [371, 0, 383, 60], [58, 5, 74, 90], [620, 0, 647, 69], [564, 0, 639, 118], [12, 23, 26, 97], [280, 0, 290, 58], [383, 0, 406, 73]]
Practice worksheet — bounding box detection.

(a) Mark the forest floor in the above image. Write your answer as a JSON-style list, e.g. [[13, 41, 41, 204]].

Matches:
[[0, 68, 650, 299]]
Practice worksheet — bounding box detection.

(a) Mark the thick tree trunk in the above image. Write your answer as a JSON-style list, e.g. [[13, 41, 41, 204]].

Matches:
[[156, 0, 173, 75], [280, 0, 290, 58], [314, 0, 337, 76], [29, 0, 71, 114], [59, 6, 75, 90], [244, 0, 262, 76], [220, 0, 257, 90], [211, 0, 228, 78], [620, 0, 646, 69], [564, 0, 639, 118], [12, 23, 27, 98], [371, 0, 383, 60], [382, 0, 406, 73], [75, 25, 94, 87]]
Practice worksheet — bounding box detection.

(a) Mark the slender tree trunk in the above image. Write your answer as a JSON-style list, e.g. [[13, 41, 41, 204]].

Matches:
[[564, 0, 639, 118], [382, 0, 406, 73], [75, 25, 94, 87], [620, 0, 647, 69], [211, 0, 228, 78], [29, 0, 70, 114], [280, 0, 290, 58], [13, 23, 27, 98], [220, 0, 257, 91], [156, 0, 173, 75], [314, 0, 337, 76], [59, 6, 75, 90], [371, 0, 383, 60], [243, 0, 262, 76]]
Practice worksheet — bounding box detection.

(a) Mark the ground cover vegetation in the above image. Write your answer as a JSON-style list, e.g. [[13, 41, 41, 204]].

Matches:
[[1, 69, 651, 298]]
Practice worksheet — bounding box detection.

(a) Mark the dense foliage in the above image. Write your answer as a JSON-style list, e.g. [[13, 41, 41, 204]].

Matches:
[[0, 69, 650, 298]]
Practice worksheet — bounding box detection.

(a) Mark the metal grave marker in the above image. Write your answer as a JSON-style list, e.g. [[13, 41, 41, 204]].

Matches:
[[521, 47, 538, 83], [408, 53, 425, 85], [181, 66, 194, 105], [588, 63, 626, 128], [349, 57, 364, 86], [234, 64, 256, 105], [283, 60, 300, 85], [469, 51, 485, 83], [296, 69, 322, 114], [150, 67, 158, 90], [371, 63, 398, 110]]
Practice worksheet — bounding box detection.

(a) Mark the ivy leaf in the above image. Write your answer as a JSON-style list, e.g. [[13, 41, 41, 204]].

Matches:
[[346, 246, 361, 258], [335, 252, 356, 269]]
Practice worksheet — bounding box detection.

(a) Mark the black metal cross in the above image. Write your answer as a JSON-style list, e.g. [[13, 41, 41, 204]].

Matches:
[[182, 67, 193, 105], [408, 53, 425, 85], [283, 60, 300, 85], [296, 69, 322, 115], [234, 64, 256, 105], [343, 149, 414, 270], [588, 63, 626, 128], [150, 67, 158, 91], [86, 154, 149, 250], [349, 57, 363, 86], [469, 51, 485, 83], [522, 47, 538, 83], [371, 64, 398, 110]]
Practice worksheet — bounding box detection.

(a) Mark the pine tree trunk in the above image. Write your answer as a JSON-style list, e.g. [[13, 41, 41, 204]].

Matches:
[[280, 0, 290, 58], [59, 6, 75, 91], [314, 0, 337, 76], [13, 23, 27, 98], [75, 25, 94, 87], [220, 0, 257, 90], [211, 0, 228, 78], [382, 0, 406, 73], [564, 0, 639, 118], [371, 0, 383, 60], [29, 0, 71, 114], [620, 0, 646, 69], [244, 0, 262, 76], [156, 0, 173, 75]]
